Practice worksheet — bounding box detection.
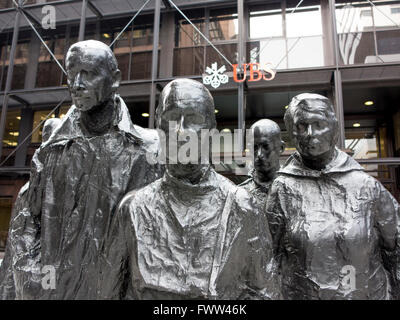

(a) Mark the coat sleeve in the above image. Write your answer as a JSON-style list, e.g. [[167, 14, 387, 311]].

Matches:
[[264, 179, 287, 263], [236, 189, 282, 300], [374, 181, 400, 299], [98, 201, 132, 300]]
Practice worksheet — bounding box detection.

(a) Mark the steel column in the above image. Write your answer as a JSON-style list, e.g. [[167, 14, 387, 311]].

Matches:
[[237, 0, 245, 152], [79, 0, 87, 41], [149, 0, 161, 129], [0, 7, 21, 161]]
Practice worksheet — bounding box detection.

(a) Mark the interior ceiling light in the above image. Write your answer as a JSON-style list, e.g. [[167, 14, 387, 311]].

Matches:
[[215, 109, 219, 114], [353, 123, 361, 127], [364, 101, 374, 106], [141, 113, 150, 117]]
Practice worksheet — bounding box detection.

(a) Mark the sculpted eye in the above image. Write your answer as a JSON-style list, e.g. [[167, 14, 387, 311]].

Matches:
[[297, 123, 306, 133]]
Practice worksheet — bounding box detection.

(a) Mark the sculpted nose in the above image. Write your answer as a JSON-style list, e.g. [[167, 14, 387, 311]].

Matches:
[[177, 116, 185, 136], [306, 124, 313, 136], [256, 147, 263, 159], [73, 72, 85, 91]]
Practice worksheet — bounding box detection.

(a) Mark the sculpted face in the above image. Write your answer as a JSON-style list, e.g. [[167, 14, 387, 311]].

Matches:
[[66, 41, 121, 112], [157, 79, 215, 170], [252, 120, 284, 177], [290, 98, 338, 159]]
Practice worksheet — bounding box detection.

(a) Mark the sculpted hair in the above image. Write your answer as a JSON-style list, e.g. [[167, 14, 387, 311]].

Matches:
[[284, 93, 338, 135], [155, 79, 216, 128], [66, 40, 118, 73]]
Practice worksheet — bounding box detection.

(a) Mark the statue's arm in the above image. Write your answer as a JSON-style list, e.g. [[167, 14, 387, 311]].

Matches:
[[375, 182, 400, 299], [98, 203, 131, 300], [264, 180, 286, 262]]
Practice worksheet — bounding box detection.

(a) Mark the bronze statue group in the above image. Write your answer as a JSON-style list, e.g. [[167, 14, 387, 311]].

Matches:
[[0, 40, 399, 300]]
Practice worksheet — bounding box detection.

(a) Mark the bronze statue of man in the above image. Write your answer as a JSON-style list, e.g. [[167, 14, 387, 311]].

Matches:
[[0, 40, 162, 300], [0, 118, 61, 299], [266, 93, 400, 300], [240, 119, 284, 202], [100, 78, 281, 300]]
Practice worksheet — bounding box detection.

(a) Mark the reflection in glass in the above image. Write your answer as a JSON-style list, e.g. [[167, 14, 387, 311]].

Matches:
[[173, 47, 204, 76], [114, 32, 131, 81], [206, 44, 237, 70], [12, 43, 28, 90], [373, 2, 400, 30], [130, 51, 153, 80], [338, 31, 376, 64], [345, 131, 378, 159], [177, 21, 204, 47], [209, 13, 238, 42], [336, 3, 374, 33], [36, 38, 65, 88]]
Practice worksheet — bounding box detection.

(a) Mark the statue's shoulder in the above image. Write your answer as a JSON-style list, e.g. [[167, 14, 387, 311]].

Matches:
[[117, 178, 163, 213], [131, 125, 160, 153]]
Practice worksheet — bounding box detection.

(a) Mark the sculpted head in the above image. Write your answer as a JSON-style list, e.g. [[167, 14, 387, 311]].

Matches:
[[65, 40, 121, 112], [156, 79, 216, 178], [42, 118, 62, 143], [284, 93, 338, 163], [250, 119, 284, 180]]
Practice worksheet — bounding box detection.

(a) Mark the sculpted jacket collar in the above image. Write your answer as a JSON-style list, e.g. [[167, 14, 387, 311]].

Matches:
[[279, 147, 364, 178], [162, 165, 216, 195], [42, 94, 143, 146], [248, 168, 273, 193]]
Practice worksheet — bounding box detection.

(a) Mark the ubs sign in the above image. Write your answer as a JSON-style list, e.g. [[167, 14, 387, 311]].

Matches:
[[203, 62, 276, 89]]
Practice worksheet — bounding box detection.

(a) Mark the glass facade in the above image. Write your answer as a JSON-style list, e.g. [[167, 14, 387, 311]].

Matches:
[[248, 3, 325, 70], [0, 0, 399, 212], [0, 198, 12, 251], [335, 0, 400, 65]]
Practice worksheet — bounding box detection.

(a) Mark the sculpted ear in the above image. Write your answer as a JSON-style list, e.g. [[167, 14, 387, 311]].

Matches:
[[280, 141, 286, 154], [112, 69, 121, 90]]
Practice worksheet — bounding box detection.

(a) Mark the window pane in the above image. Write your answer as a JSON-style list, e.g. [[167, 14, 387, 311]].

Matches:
[[130, 51, 152, 80], [209, 11, 238, 42], [338, 31, 376, 64], [32, 110, 56, 143], [177, 21, 204, 47], [286, 6, 323, 37], [12, 43, 28, 90], [376, 29, 400, 61], [336, 3, 374, 33], [287, 36, 324, 68], [206, 44, 237, 70], [173, 47, 204, 76], [249, 10, 283, 38], [36, 39, 65, 88], [59, 105, 71, 119], [3, 109, 20, 147], [0, 198, 12, 251], [248, 39, 287, 69], [373, 2, 400, 30]]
